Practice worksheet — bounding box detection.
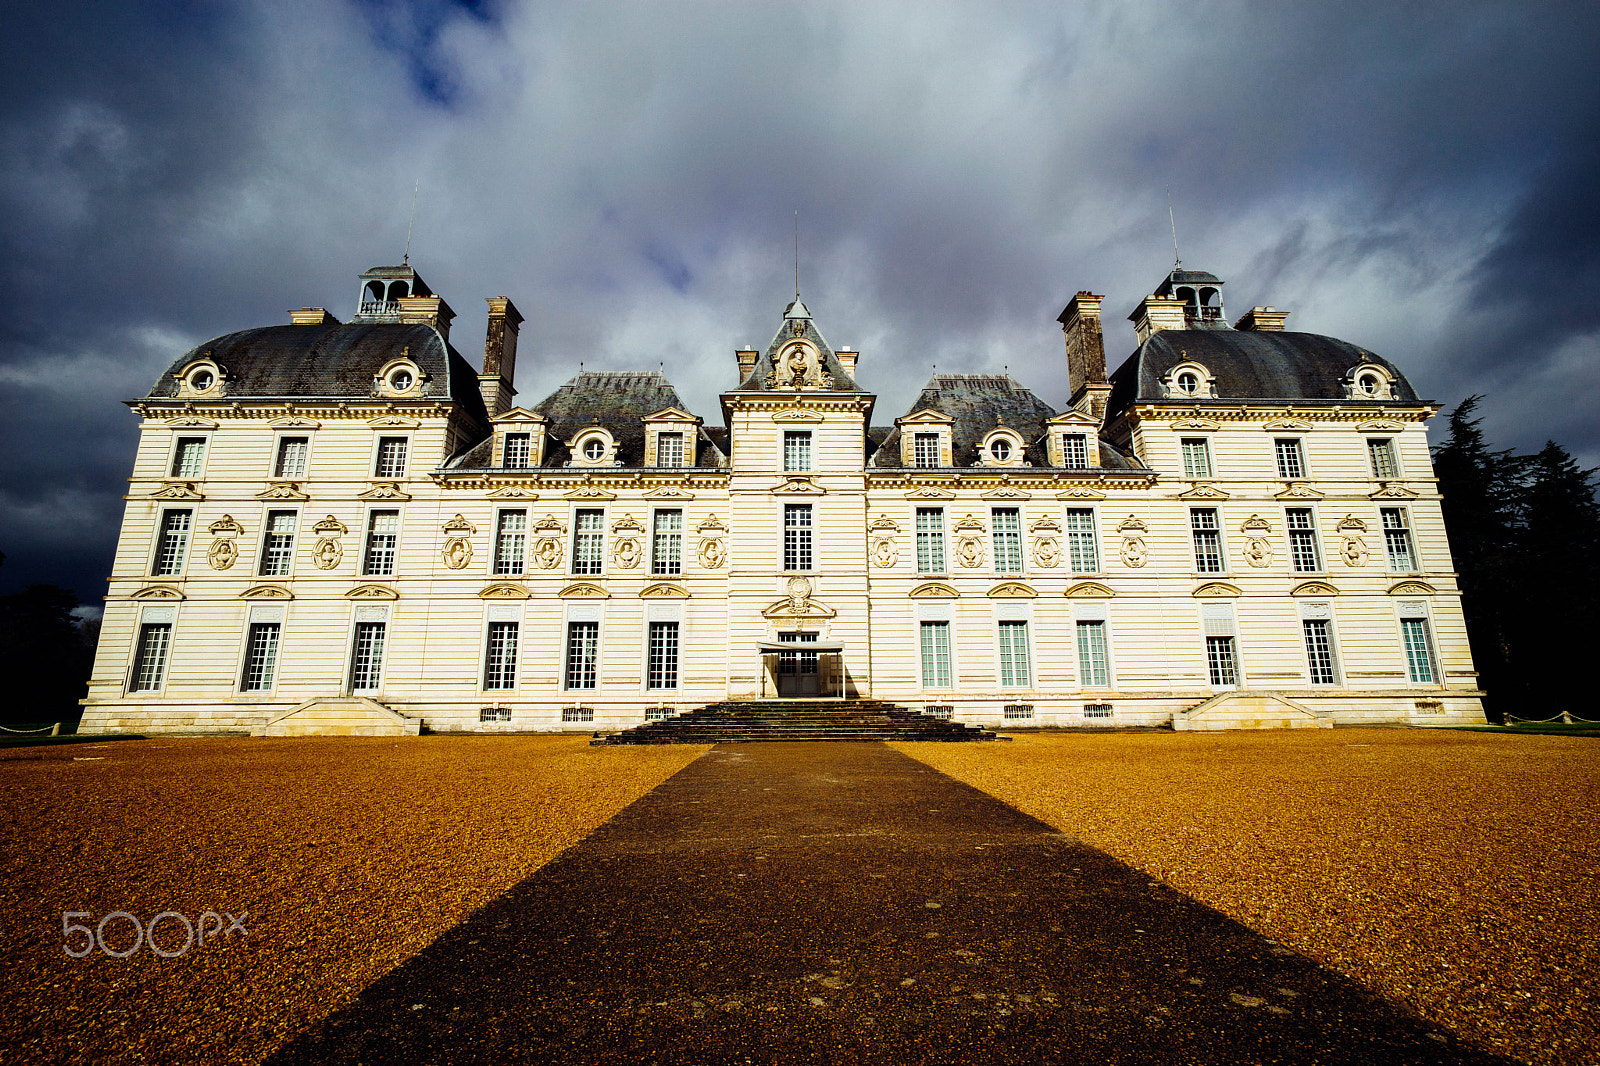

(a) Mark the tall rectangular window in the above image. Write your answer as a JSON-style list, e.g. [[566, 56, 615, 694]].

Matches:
[[783, 431, 812, 472], [374, 436, 408, 478], [131, 623, 172, 692], [919, 620, 952, 688], [349, 621, 386, 691], [1065, 509, 1100, 573], [1286, 508, 1322, 572], [1075, 619, 1110, 687], [483, 621, 519, 690], [171, 437, 207, 478], [915, 508, 945, 573], [503, 433, 531, 469], [652, 510, 682, 576], [152, 510, 193, 576], [565, 620, 599, 689], [258, 511, 298, 576], [656, 432, 684, 468], [572, 509, 604, 575], [494, 510, 527, 575], [998, 620, 1031, 687], [1062, 434, 1089, 470], [992, 508, 1023, 574], [363, 510, 399, 575], [1181, 438, 1213, 479], [1368, 438, 1399, 479], [1203, 605, 1239, 687], [274, 437, 308, 478], [1275, 439, 1306, 479], [913, 432, 940, 468], [647, 621, 679, 689], [1400, 616, 1438, 684], [241, 622, 281, 691], [784, 504, 813, 571], [1191, 509, 1223, 572], [1381, 508, 1416, 571], [1303, 619, 1338, 685]]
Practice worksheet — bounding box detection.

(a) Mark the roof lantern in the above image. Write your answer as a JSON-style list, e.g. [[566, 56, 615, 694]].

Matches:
[[355, 265, 434, 322], [1154, 268, 1227, 328]]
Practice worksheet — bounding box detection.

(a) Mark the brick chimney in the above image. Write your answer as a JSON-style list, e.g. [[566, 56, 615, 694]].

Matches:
[[1058, 292, 1112, 424], [397, 294, 456, 341], [1127, 294, 1188, 345], [1235, 306, 1290, 331], [288, 307, 340, 326], [480, 297, 524, 417]]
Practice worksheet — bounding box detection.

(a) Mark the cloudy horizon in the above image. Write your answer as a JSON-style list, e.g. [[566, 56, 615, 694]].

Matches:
[[3, 0, 1598, 601]]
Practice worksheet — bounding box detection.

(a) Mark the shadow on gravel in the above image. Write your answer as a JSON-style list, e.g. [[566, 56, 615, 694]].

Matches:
[[268, 742, 1513, 1065]]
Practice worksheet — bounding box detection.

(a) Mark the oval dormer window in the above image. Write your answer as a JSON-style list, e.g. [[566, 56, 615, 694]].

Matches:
[[991, 439, 1012, 462], [190, 369, 215, 392], [583, 438, 606, 461], [1176, 371, 1199, 395], [1357, 372, 1381, 396], [390, 369, 414, 392]]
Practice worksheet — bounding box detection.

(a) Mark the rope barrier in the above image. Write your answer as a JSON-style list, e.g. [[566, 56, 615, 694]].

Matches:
[[0, 723, 57, 734], [1503, 712, 1600, 725]]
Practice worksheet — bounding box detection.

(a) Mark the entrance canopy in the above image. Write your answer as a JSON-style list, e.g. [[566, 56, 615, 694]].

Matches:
[[756, 641, 846, 654]]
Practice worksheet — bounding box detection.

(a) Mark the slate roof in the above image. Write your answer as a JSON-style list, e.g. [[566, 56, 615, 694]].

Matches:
[[447, 371, 725, 470], [870, 374, 1145, 471], [728, 301, 866, 394], [1104, 329, 1421, 425], [147, 321, 489, 428]]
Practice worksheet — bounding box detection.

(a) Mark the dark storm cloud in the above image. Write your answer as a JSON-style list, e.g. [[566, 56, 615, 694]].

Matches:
[[3, 0, 1598, 600]]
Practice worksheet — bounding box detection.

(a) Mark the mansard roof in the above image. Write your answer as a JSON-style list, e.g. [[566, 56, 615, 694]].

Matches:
[[871, 374, 1143, 470], [1104, 328, 1421, 422], [728, 300, 866, 393], [147, 321, 489, 424]]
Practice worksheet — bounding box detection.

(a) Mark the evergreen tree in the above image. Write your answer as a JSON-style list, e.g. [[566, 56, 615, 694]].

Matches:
[[0, 585, 96, 728]]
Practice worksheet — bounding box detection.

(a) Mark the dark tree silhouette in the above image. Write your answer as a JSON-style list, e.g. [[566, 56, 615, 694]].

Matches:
[[0, 584, 96, 729]]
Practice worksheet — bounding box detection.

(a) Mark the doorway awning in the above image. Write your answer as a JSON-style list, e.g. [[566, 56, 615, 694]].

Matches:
[[756, 641, 846, 654]]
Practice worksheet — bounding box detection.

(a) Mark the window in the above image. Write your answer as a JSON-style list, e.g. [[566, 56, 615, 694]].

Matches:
[[480, 707, 511, 722], [1381, 508, 1416, 571], [374, 437, 408, 478], [990, 439, 1013, 462], [919, 620, 952, 688], [1286, 509, 1322, 572], [1076, 620, 1110, 687], [1202, 604, 1239, 687], [503, 433, 532, 469], [241, 623, 281, 691], [582, 438, 605, 462], [572, 509, 604, 575], [483, 621, 519, 690], [1175, 371, 1199, 395], [1400, 614, 1439, 684], [656, 432, 684, 468], [1181, 438, 1213, 479], [189, 369, 215, 393], [913, 432, 940, 468], [777, 631, 819, 679], [647, 621, 679, 689], [1065, 509, 1099, 573], [652, 510, 682, 576], [1190, 509, 1223, 573], [131, 623, 172, 692], [1275, 439, 1305, 479], [1003, 703, 1035, 720], [565, 620, 599, 689], [1368, 438, 1399, 479], [274, 437, 308, 478], [362, 510, 399, 576], [171, 437, 206, 478], [915, 509, 945, 573], [562, 706, 595, 723], [784, 431, 812, 472], [493, 510, 527, 575], [1062, 434, 1089, 470], [152, 510, 193, 576], [998, 620, 1031, 687], [349, 621, 386, 691], [1084, 703, 1114, 718], [1303, 619, 1338, 685], [784, 504, 813, 571], [992, 509, 1023, 574], [258, 511, 298, 576]]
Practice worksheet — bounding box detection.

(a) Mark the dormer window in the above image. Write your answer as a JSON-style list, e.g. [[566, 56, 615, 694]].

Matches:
[[504, 433, 532, 469], [570, 427, 617, 467], [391, 370, 413, 392], [990, 439, 1012, 462], [1176, 372, 1199, 395], [190, 369, 215, 392], [979, 428, 1026, 468], [1062, 434, 1089, 470], [1344, 362, 1395, 400], [583, 439, 605, 461], [1162, 361, 1216, 400], [913, 433, 939, 468], [175, 358, 226, 398], [375, 356, 425, 398], [656, 432, 684, 468]]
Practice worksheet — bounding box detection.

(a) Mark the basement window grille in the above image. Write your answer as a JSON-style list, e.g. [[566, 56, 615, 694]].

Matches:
[[479, 707, 511, 723], [1083, 702, 1114, 718], [1003, 703, 1035, 720], [1413, 699, 1444, 715], [924, 704, 954, 720], [562, 706, 595, 723], [645, 705, 674, 721]]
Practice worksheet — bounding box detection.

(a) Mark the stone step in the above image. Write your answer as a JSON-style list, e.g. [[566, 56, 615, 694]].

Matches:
[[598, 698, 998, 745]]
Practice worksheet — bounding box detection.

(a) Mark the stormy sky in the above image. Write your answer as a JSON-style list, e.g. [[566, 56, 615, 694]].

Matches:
[[3, 0, 1598, 602]]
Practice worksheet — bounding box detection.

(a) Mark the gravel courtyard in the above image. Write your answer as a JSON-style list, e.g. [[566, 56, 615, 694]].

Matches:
[[1, 730, 1593, 1064], [897, 729, 1600, 1066]]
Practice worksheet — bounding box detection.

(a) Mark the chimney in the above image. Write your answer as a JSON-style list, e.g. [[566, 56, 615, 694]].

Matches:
[[480, 297, 524, 417], [736, 347, 760, 381], [835, 348, 858, 376], [397, 294, 457, 341], [1059, 292, 1112, 425], [1235, 306, 1290, 332], [1127, 294, 1187, 345], [289, 307, 339, 326]]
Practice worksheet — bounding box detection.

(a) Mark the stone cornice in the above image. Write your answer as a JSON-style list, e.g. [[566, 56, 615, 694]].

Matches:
[[431, 470, 730, 492], [865, 470, 1158, 491], [1132, 403, 1438, 425], [130, 400, 456, 421]]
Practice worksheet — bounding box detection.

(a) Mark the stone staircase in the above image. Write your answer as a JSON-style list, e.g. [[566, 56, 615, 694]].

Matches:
[[594, 699, 1000, 745]]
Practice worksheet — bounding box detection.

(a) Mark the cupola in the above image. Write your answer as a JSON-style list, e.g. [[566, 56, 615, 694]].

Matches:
[[353, 264, 456, 339]]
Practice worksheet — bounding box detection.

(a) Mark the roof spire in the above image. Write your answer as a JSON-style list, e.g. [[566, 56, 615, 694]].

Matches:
[[794, 209, 800, 302], [403, 180, 418, 266], [1167, 186, 1181, 270]]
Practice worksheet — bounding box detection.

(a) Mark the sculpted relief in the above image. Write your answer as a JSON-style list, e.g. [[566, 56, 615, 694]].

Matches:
[[768, 341, 834, 390]]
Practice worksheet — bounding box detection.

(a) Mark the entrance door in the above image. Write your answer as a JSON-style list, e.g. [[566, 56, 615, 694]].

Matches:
[[776, 632, 820, 697]]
